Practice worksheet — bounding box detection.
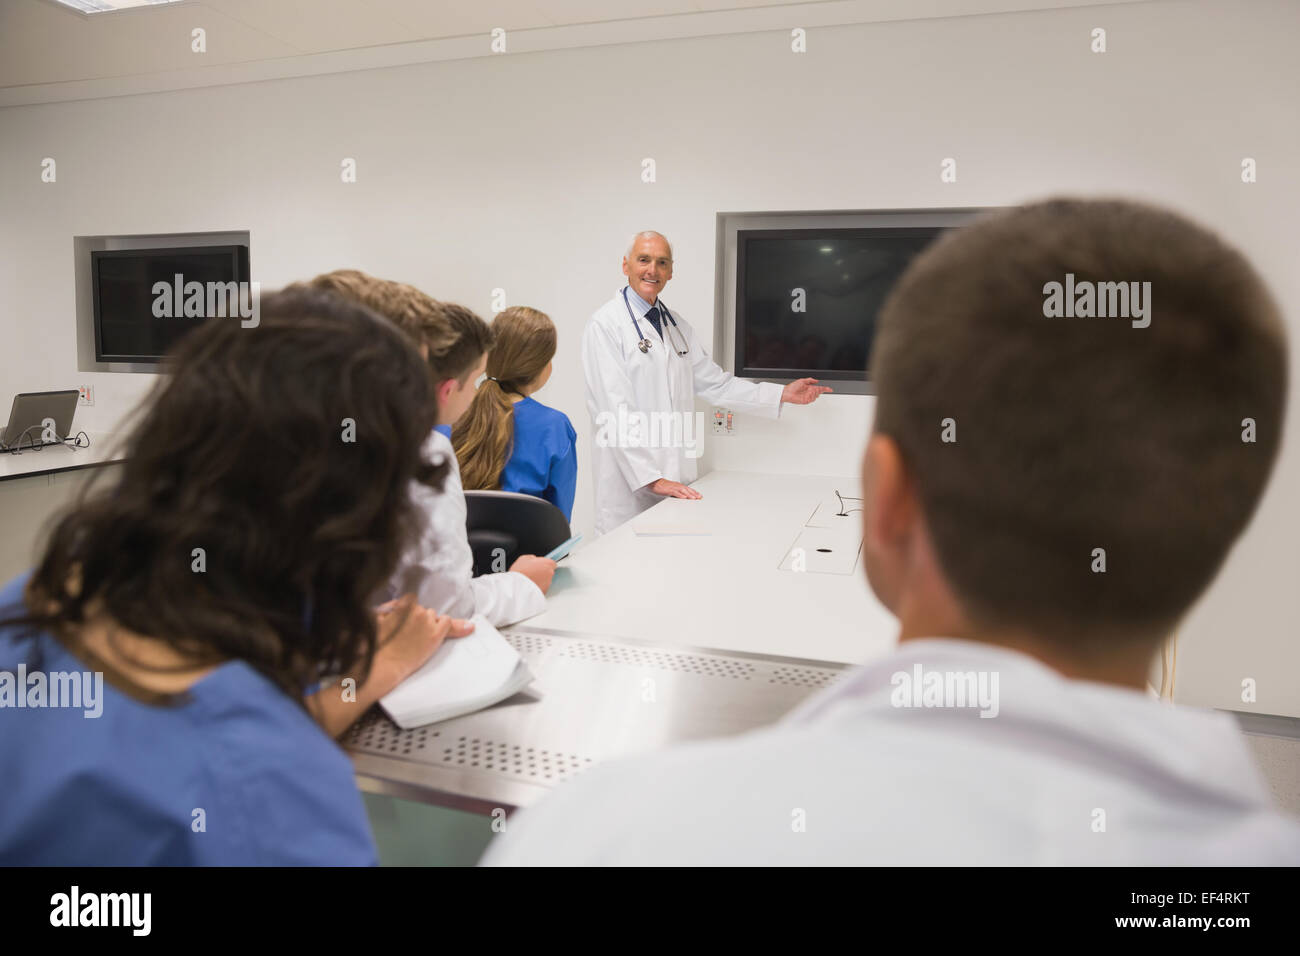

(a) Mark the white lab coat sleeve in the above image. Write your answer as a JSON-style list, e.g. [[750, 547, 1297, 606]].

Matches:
[[583, 316, 665, 491], [387, 433, 546, 628], [469, 572, 547, 628], [389, 474, 476, 619], [688, 334, 783, 419]]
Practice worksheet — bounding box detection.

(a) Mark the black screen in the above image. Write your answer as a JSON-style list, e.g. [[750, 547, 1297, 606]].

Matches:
[[93, 246, 248, 362], [736, 228, 944, 381]]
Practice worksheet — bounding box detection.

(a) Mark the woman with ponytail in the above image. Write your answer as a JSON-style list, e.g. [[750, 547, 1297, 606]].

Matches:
[[447, 307, 577, 521]]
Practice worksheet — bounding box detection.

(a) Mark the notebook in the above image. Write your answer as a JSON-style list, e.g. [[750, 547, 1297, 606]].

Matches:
[[379, 614, 535, 730]]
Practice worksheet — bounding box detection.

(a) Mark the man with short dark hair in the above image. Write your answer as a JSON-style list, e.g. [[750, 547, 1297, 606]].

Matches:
[[484, 199, 1299, 865]]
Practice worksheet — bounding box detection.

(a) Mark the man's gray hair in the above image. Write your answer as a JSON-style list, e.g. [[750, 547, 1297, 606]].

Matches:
[[627, 231, 673, 261]]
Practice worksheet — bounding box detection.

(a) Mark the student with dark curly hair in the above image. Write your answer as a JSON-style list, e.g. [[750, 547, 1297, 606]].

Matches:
[[0, 288, 468, 865]]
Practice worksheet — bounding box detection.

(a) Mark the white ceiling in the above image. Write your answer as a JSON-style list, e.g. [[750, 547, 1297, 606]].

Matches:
[[0, 0, 1148, 105], [1, 0, 813, 87]]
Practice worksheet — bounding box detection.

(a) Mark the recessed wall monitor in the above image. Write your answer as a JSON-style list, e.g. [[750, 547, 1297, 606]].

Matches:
[[735, 227, 947, 386], [91, 245, 250, 363]]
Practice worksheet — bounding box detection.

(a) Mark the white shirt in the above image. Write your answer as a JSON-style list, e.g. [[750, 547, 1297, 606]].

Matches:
[[582, 287, 784, 535], [384, 430, 546, 627], [482, 638, 1300, 865]]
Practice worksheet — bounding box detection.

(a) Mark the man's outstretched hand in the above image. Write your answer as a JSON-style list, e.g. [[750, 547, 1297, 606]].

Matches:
[[781, 378, 833, 405], [650, 478, 703, 500]]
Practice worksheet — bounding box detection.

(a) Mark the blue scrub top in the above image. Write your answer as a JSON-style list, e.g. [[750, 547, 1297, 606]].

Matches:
[[0, 572, 377, 866], [441, 396, 577, 521]]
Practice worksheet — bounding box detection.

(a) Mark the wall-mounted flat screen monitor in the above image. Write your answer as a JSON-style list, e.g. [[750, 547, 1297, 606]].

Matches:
[[92, 245, 250, 363], [735, 227, 947, 385]]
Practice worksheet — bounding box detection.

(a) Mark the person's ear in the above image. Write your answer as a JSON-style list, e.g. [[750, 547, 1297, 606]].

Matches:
[[861, 433, 918, 610], [436, 378, 457, 407]]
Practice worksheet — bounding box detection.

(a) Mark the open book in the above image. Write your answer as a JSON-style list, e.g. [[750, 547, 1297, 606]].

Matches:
[[379, 614, 535, 730]]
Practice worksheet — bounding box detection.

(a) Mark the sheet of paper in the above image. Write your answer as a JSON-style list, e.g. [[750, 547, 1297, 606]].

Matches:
[[380, 614, 533, 729]]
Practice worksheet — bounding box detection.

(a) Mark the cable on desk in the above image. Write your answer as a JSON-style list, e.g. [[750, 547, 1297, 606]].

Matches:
[[834, 490, 862, 516], [1, 427, 92, 454]]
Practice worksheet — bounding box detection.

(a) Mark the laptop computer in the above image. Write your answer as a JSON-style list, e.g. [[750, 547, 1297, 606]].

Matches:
[[1, 390, 80, 450]]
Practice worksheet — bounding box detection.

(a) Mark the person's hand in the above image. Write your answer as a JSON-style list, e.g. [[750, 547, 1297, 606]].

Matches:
[[510, 554, 557, 595], [374, 594, 473, 685], [650, 478, 703, 499], [781, 378, 833, 405]]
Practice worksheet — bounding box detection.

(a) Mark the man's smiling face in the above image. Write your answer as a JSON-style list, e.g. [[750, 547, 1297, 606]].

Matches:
[[623, 235, 673, 303]]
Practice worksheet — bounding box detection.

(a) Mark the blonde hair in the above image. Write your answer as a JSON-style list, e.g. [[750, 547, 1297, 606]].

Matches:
[[453, 307, 556, 490]]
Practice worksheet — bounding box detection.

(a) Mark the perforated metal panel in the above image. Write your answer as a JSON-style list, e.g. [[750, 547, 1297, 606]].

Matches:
[[557, 640, 758, 680], [768, 665, 843, 689], [345, 626, 850, 813]]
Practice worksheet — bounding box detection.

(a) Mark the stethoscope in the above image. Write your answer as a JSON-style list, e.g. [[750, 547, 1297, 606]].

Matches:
[[622, 287, 689, 356]]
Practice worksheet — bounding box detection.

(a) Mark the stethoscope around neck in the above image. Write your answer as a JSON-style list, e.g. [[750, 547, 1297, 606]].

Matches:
[[622, 287, 689, 356]]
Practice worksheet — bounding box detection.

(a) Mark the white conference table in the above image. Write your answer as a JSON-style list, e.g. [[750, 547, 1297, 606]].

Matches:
[[346, 468, 901, 810], [0, 433, 125, 583], [0, 431, 123, 481], [528, 469, 899, 666]]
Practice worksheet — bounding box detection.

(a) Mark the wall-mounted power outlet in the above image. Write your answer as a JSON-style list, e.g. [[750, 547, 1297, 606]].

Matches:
[[711, 408, 734, 435], [78, 385, 94, 406]]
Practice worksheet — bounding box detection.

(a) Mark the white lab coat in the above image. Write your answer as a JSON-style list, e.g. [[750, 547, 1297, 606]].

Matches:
[[482, 638, 1300, 865], [383, 430, 546, 627], [582, 289, 784, 535]]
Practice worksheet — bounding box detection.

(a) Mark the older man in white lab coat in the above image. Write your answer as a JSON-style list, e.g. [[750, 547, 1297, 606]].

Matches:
[[583, 231, 830, 534], [484, 200, 1300, 866]]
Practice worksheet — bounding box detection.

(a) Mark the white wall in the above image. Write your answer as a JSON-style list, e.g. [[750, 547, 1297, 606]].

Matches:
[[1, 0, 1296, 716]]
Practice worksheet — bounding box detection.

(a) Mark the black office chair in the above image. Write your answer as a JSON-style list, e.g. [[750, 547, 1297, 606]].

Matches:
[[464, 490, 571, 576]]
